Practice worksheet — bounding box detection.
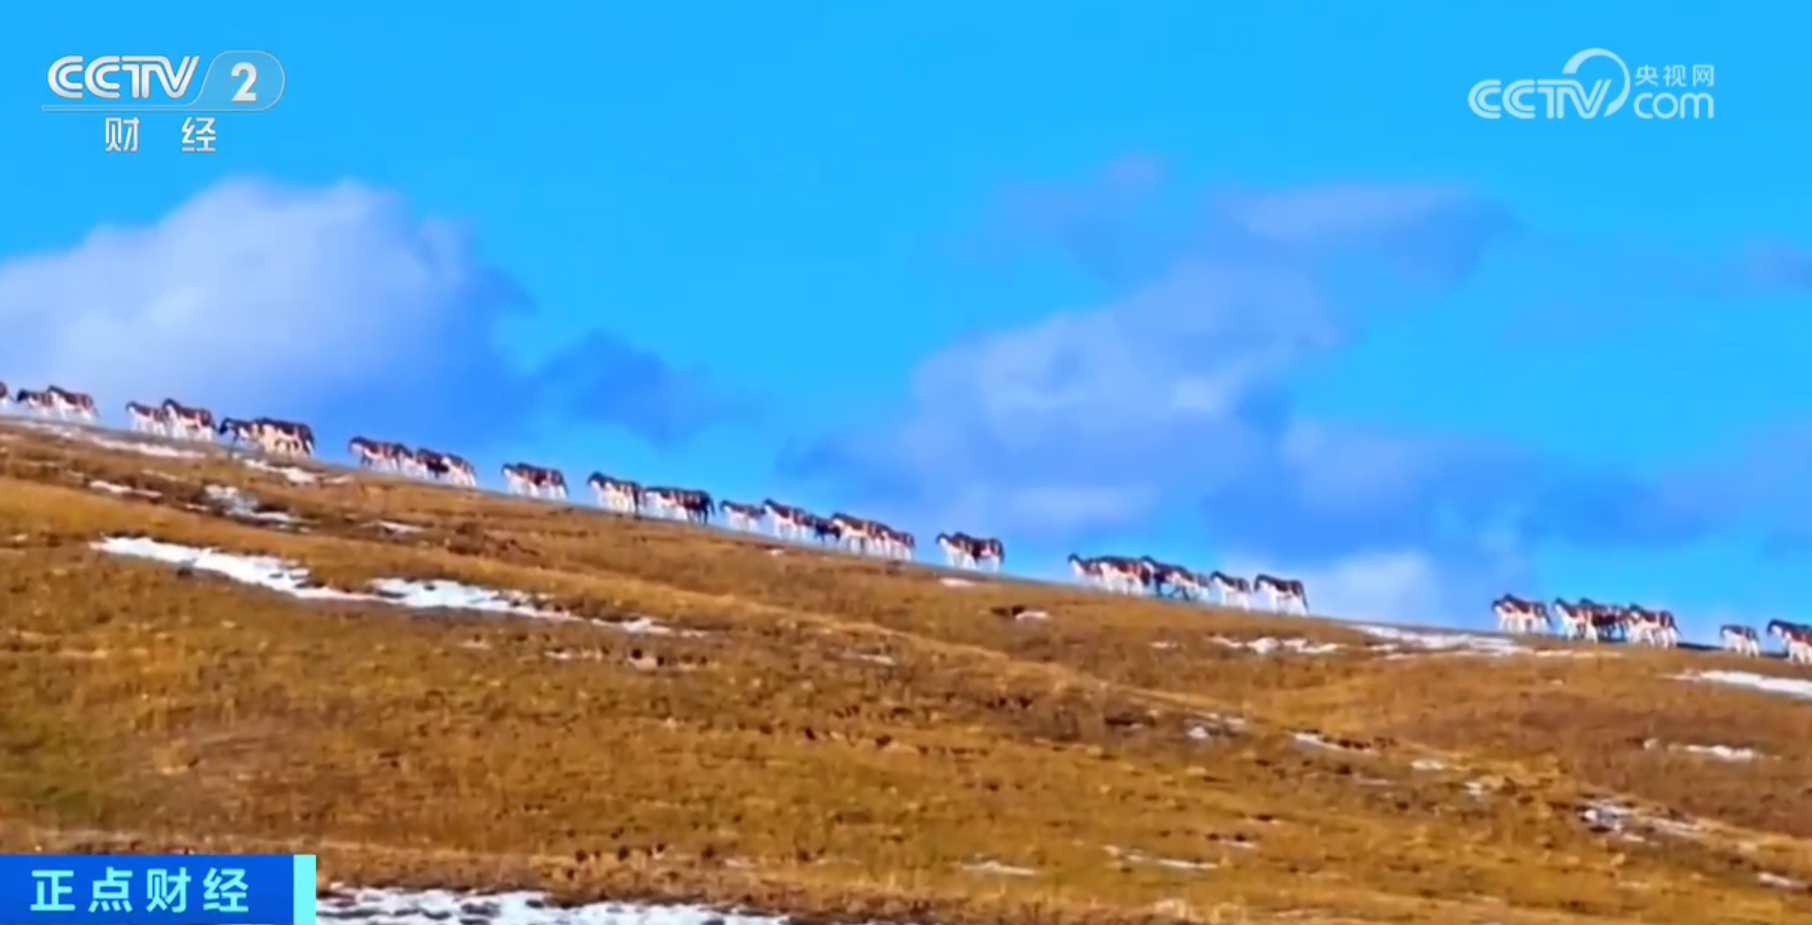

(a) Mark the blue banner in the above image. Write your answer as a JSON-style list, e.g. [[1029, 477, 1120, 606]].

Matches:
[[0, 854, 314, 925]]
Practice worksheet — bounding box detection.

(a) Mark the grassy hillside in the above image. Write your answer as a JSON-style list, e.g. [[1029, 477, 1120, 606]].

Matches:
[[1, 417, 1809, 925]]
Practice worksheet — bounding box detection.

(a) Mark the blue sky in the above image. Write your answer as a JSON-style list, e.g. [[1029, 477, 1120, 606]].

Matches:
[[3, 2, 1808, 639]]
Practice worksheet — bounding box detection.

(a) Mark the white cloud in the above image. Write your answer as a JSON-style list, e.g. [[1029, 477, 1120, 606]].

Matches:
[[1217, 547, 1519, 628], [787, 178, 1532, 629], [939, 483, 1162, 536], [1269, 551, 1447, 624], [0, 178, 518, 418], [1229, 183, 1479, 244], [796, 190, 1482, 540], [1278, 419, 1448, 515]]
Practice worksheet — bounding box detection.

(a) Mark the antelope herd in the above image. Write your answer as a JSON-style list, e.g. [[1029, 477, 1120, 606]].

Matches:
[[1493, 594, 1811, 662], [1066, 555, 1309, 612], [5, 381, 1812, 661], [0, 382, 1318, 612], [109, 394, 318, 457], [1493, 596, 1680, 645], [348, 437, 480, 487], [8, 384, 97, 421]]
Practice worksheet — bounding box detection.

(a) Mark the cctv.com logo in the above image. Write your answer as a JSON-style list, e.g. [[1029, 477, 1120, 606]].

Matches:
[[1469, 48, 1715, 121]]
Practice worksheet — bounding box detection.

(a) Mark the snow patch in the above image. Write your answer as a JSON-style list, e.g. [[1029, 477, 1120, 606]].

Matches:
[[1673, 670, 1812, 701], [202, 485, 302, 527], [1210, 635, 1342, 656], [1679, 743, 1761, 762], [91, 536, 695, 635], [617, 616, 685, 636], [319, 886, 823, 925], [12, 421, 81, 437], [241, 457, 319, 484], [376, 520, 426, 534], [1579, 799, 1703, 843], [1150, 857, 1213, 871], [1104, 845, 1216, 872], [18, 421, 204, 459], [939, 576, 975, 587], [1355, 624, 1599, 658], [846, 652, 897, 666], [88, 480, 161, 499], [1642, 739, 1762, 762], [543, 647, 606, 662], [1291, 731, 1372, 753], [85, 436, 204, 459], [366, 577, 575, 619], [1186, 713, 1248, 741], [96, 536, 359, 602], [1759, 871, 1805, 890], [960, 859, 1036, 877], [1411, 759, 1447, 771]]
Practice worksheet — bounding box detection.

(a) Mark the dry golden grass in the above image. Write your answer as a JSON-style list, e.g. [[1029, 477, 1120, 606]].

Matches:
[[2, 418, 1810, 925]]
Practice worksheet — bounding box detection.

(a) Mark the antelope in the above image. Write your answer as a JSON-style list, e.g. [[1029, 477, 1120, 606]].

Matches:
[[587, 473, 643, 515], [125, 401, 166, 435], [502, 463, 566, 499], [1069, 555, 1145, 594], [349, 436, 405, 471], [1551, 599, 1595, 639], [874, 524, 916, 561], [935, 532, 1000, 571], [805, 513, 844, 545], [1767, 619, 1812, 664], [829, 513, 884, 555], [1494, 595, 1548, 634], [46, 386, 97, 421], [251, 418, 315, 457], [643, 487, 714, 524], [1254, 574, 1309, 614], [160, 399, 215, 440], [13, 388, 56, 417], [1720, 624, 1761, 657], [1205, 572, 1251, 608], [1141, 557, 1204, 600], [413, 448, 477, 486], [719, 500, 767, 532], [763, 500, 811, 541]]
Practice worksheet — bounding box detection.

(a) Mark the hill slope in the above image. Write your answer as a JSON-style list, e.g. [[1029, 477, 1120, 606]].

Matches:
[[1, 417, 1809, 925]]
